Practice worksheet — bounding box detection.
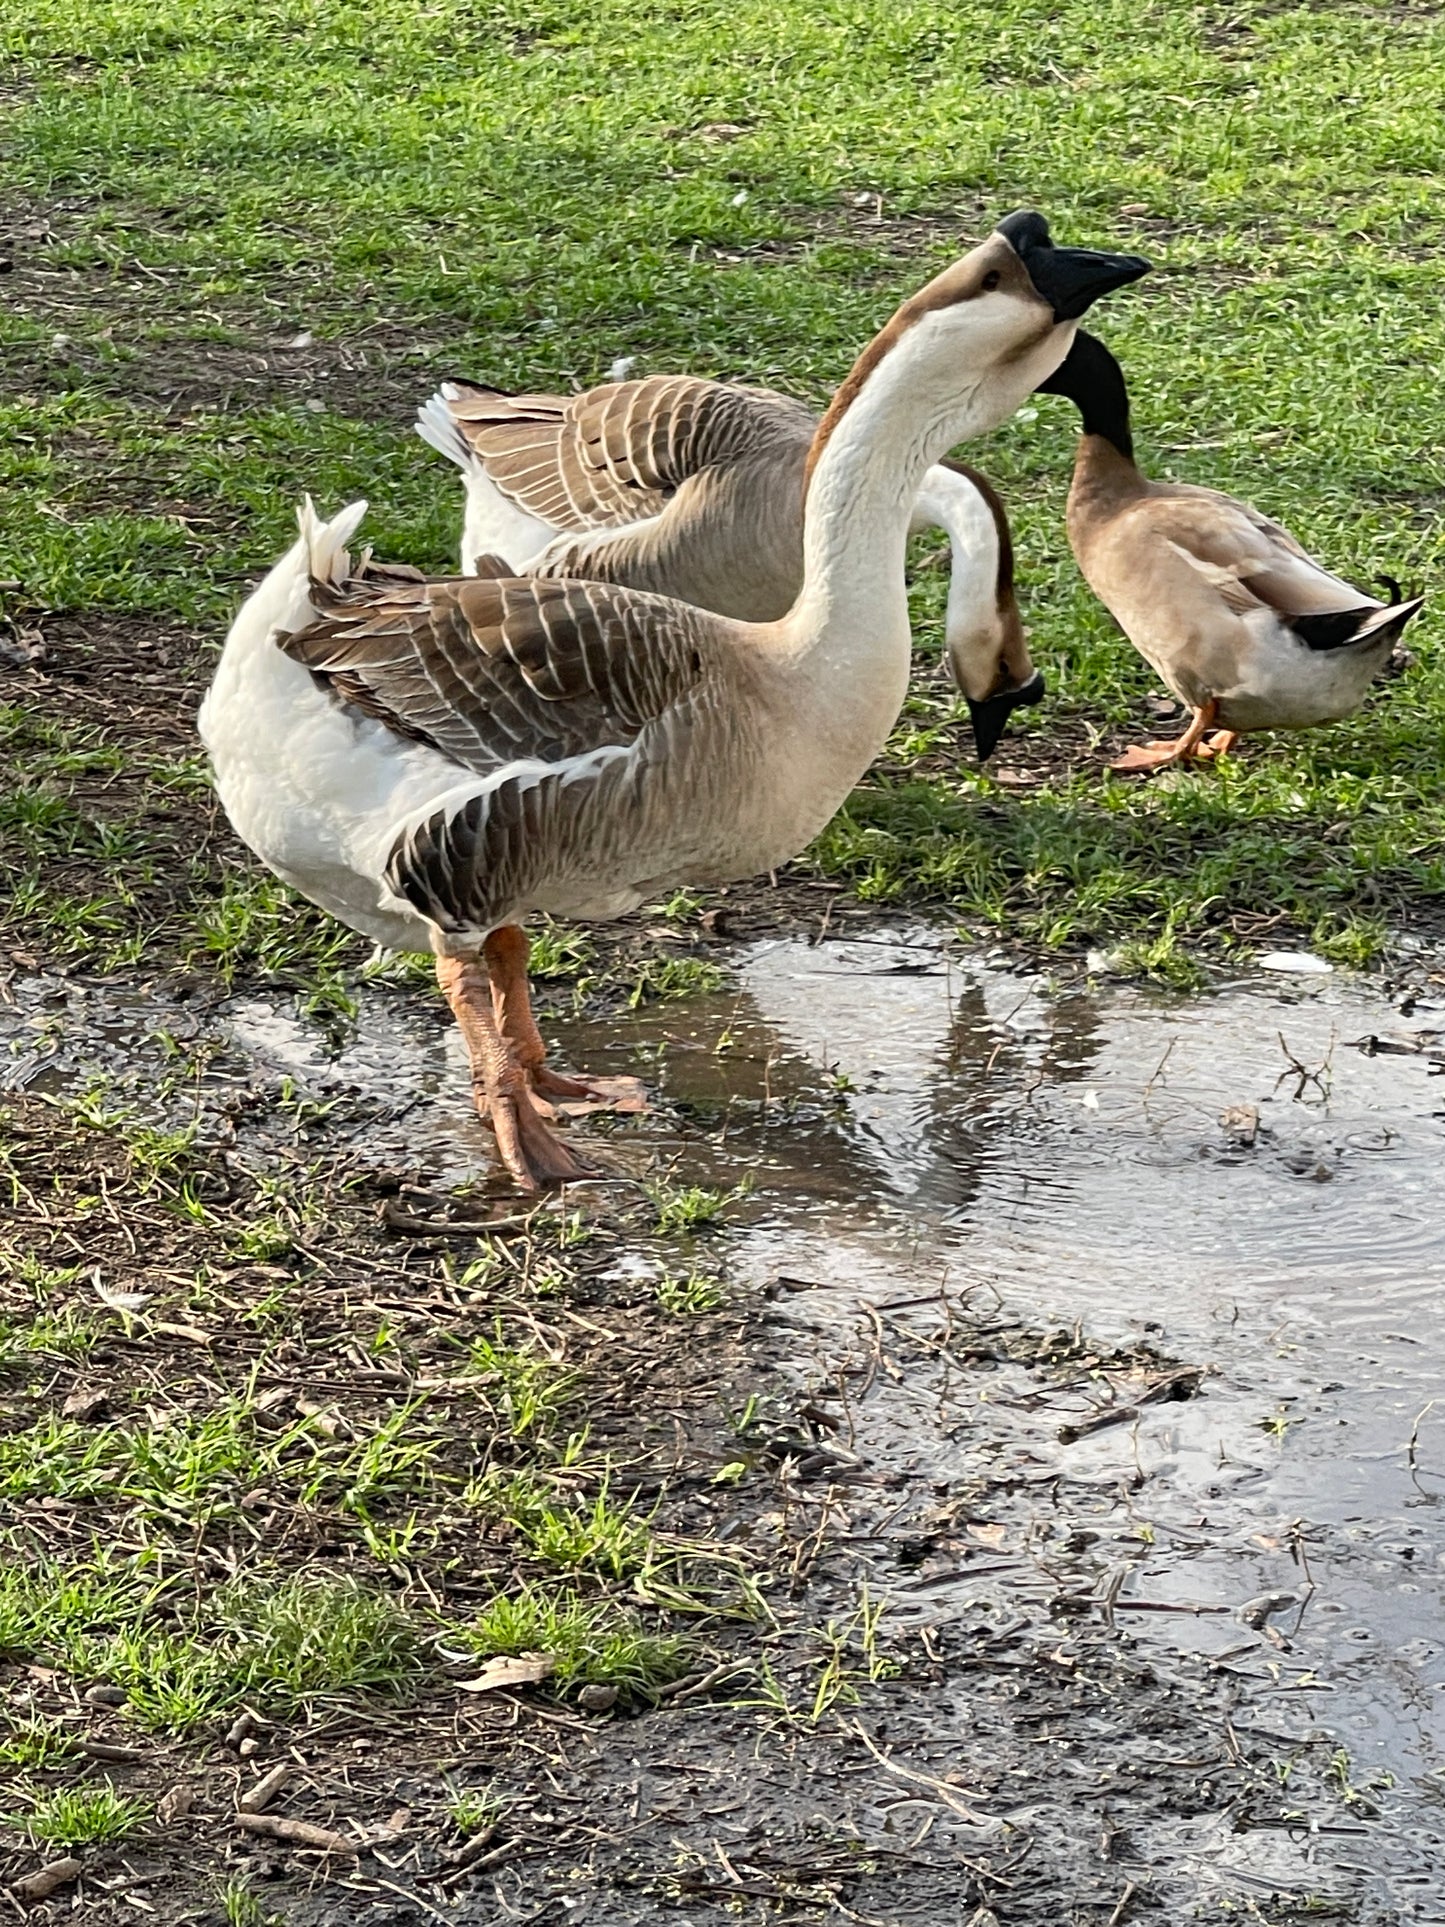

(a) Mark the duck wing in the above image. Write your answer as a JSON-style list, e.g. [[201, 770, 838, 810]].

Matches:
[[1139, 484, 1419, 653], [281, 569, 721, 776], [436, 377, 815, 531]]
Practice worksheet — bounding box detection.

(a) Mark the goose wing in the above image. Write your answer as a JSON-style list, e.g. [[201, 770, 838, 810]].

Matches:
[[438, 377, 815, 531], [281, 569, 721, 776]]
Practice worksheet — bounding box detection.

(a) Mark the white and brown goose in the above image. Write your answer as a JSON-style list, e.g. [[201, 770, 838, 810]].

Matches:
[[1038, 331, 1424, 771], [417, 375, 1038, 760], [199, 214, 1147, 1189]]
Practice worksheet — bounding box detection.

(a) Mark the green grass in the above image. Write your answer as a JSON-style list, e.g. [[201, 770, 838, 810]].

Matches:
[[645, 1178, 745, 1234], [471, 1470, 660, 1580], [0, 1712, 77, 1769], [216, 1880, 283, 1927], [0, 1561, 428, 1733], [466, 1585, 689, 1701], [466, 1329, 580, 1438], [654, 1267, 725, 1316], [5, 1780, 150, 1847], [446, 1786, 509, 1841], [0, 1, 1440, 963]]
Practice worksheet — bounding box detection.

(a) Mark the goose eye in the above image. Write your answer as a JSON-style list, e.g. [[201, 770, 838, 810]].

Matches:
[[981, 270, 1001, 291]]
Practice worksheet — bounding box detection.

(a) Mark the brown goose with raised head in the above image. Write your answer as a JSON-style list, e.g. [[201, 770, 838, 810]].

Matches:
[[200, 216, 1148, 1188]]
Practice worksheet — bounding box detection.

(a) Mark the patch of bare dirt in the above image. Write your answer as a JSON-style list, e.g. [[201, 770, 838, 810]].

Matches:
[[0, 193, 450, 426]]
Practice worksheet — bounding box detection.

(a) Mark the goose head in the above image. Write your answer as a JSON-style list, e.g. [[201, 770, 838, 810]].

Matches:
[[806, 213, 1150, 497], [917, 457, 1043, 759], [955, 607, 1045, 762]]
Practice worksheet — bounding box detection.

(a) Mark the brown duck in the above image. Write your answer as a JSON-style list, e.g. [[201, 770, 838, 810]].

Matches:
[[1039, 331, 1423, 771]]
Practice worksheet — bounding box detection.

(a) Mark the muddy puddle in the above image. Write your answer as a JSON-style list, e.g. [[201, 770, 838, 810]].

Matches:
[[7, 931, 1445, 1919]]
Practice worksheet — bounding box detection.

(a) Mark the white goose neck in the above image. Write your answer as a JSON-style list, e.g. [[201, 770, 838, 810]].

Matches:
[[796, 366, 976, 644]]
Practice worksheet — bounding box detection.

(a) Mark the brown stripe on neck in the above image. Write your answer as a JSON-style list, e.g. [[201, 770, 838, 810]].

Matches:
[[937, 456, 1014, 607], [799, 236, 1043, 502], [802, 301, 929, 499]]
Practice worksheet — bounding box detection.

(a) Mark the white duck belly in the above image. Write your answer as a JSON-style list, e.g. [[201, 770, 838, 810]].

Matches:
[[1213, 614, 1392, 732]]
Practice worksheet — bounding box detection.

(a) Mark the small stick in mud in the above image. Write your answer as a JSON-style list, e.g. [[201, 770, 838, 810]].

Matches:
[[1274, 1027, 1335, 1102], [1407, 1398, 1440, 1498], [11, 1859, 83, 1902], [380, 1200, 548, 1238], [1107, 1882, 1140, 1927], [237, 1761, 293, 1814], [847, 1718, 997, 1828], [232, 1813, 357, 1855]]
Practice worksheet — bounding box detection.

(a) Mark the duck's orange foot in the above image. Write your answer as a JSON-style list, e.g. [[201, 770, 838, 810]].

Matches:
[[1109, 737, 1210, 773], [1110, 700, 1223, 774], [1196, 730, 1240, 760]]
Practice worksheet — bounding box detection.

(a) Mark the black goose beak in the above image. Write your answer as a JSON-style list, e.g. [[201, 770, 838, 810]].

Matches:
[[995, 211, 1151, 322], [968, 669, 1047, 763]]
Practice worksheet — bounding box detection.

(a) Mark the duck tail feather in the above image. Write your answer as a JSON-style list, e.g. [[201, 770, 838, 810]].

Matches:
[[1291, 596, 1424, 653]]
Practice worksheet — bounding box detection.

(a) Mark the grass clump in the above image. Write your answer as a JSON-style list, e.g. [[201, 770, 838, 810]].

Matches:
[[466, 1329, 579, 1439], [627, 956, 727, 1007], [645, 1179, 746, 1234], [0, 1713, 77, 1769], [207, 1572, 427, 1712], [216, 1881, 283, 1927], [446, 1786, 509, 1840], [0, 1561, 428, 1735], [473, 1472, 659, 1582], [467, 1586, 689, 1703], [5, 1780, 149, 1847], [190, 874, 359, 999], [0, 1305, 101, 1364], [0, 1405, 285, 1515], [654, 1268, 724, 1316]]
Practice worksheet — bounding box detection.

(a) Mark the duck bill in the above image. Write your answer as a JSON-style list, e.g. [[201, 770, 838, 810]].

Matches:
[[994, 212, 1150, 322], [968, 669, 1047, 763]]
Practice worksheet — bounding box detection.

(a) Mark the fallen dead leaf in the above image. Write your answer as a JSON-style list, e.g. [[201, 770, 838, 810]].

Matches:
[[151, 1320, 213, 1347], [61, 1386, 109, 1421], [455, 1652, 556, 1693], [156, 1784, 194, 1826], [1220, 1103, 1260, 1147]]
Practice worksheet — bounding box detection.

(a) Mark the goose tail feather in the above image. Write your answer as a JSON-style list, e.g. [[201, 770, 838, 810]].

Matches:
[[415, 385, 481, 473], [298, 496, 369, 590], [199, 499, 368, 748]]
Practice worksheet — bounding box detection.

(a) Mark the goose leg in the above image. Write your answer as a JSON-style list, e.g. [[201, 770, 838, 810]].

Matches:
[[482, 925, 646, 1115], [1109, 699, 1220, 773], [434, 952, 596, 1192]]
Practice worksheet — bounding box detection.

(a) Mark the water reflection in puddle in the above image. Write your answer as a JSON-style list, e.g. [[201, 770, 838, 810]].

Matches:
[[559, 931, 1445, 1902]]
